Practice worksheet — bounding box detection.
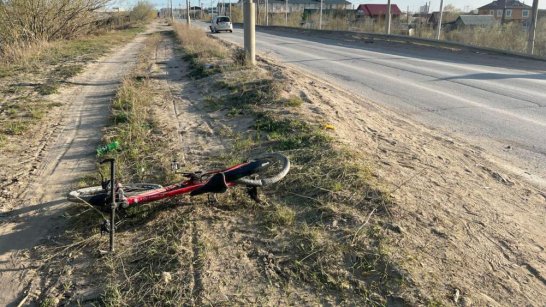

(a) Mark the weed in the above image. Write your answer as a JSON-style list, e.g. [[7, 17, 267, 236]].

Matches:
[[3, 120, 29, 135], [265, 204, 296, 227], [53, 64, 84, 79], [29, 107, 45, 119], [284, 95, 304, 107], [0, 134, 6, 148], [203, 95, 222, 111], [254, 113, 330, 150], [36, 82, 59, 95]]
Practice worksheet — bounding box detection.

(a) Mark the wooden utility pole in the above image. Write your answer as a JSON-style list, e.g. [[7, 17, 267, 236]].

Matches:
[[527, 0, 539, 54], [435, 0, 444, 40], [386, 0, 391, 34]]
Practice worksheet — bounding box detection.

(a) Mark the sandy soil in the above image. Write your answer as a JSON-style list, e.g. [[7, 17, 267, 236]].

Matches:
[[266, 61, 546, 306], [0, 23, 159, 306], [135, 26, 546, 305]]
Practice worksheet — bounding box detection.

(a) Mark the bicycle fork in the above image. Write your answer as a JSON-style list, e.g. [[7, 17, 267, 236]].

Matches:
[[100, 158, 116, 253]]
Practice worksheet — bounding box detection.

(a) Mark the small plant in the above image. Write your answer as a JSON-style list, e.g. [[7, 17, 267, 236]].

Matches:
[[0, 134, 7, 148], [30, 108, 45, 119], [284, 95, 304, 107], [53, 64, 83, 79], [4, 120, 29, 135], [265, 204, 296, 227], [36, 82, 59, 95]]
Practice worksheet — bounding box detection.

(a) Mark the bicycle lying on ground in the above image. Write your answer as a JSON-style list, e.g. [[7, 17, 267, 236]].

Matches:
[[67, 152, 290, 252]]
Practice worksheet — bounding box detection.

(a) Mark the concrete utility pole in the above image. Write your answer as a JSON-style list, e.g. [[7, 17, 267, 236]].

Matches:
[[386, 0, 392, 34], [171, 0, 174, 22], [435, 0, 444, 40], [186, 0, 191, 24], [285, 0, 288, 25], [244, 0, 256, 65], [527, 0, 539, 54], [266, 0, 269, 25], [319, 0, 323, 29]]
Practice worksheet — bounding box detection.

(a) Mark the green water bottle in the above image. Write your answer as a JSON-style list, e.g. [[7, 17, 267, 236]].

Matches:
[[97, 141, 120, 156]]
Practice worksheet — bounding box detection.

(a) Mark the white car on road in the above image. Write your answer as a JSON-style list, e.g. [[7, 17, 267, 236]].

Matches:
[[210, 16, 233, 33]]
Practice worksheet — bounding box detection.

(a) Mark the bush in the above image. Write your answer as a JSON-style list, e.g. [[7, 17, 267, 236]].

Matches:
[[0, 0, 110, 60], [130, 1, 157, 23]]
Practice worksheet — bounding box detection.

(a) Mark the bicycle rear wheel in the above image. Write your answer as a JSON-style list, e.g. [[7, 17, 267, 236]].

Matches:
[[67, 183, 163, 204]]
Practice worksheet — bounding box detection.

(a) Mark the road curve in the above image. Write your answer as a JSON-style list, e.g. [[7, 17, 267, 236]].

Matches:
[[195, 21, 546, 188]]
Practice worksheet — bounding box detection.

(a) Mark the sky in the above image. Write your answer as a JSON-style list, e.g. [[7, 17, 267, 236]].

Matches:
[[117, 0, 546, 11]]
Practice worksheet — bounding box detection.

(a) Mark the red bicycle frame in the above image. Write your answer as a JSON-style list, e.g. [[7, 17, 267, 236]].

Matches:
[[122, 161, 251, 207]]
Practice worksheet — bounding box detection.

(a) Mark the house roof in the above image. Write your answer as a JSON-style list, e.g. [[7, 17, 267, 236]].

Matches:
[[478, 0, 531, 10], [457, 15, 498, 26], [356, 4, 402, 16]]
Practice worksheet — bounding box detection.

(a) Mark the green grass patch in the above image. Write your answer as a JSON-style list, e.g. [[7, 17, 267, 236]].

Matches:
[[3, 120, 30, 135], [254, 113, 330, 150], [284, 95, 304, 107]]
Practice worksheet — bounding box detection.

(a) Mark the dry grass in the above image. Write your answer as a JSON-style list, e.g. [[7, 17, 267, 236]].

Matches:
[[242, 10, 546, 57], [38, 23, 400, 306], [0, 26, 145, 154], [32, 32, 183, 306], [169, 24, 403, 304], [172, 23, 227, 59], [445, 23, 528, 53]]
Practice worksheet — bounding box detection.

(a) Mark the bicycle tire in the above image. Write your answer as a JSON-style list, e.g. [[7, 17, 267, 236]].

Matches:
[[67, 183, 163, 204], [234, 152, 290, 187]]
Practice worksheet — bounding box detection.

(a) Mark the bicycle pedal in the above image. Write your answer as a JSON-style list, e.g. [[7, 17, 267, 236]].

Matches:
[[100, 220, 113, 235]]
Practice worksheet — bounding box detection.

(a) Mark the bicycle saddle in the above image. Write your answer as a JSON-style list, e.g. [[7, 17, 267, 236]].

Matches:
[[190, 172, 228, 196]]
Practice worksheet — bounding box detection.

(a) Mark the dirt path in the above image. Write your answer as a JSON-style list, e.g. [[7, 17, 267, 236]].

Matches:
[[142, 27, 330, 305], [0, 23, 159, 306]]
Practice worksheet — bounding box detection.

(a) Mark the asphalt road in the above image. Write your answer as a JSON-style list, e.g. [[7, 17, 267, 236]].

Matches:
[[196, 21, 546, 187]]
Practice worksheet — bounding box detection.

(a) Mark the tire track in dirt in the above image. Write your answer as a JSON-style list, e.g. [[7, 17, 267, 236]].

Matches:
[[0, 23, 160, 306]]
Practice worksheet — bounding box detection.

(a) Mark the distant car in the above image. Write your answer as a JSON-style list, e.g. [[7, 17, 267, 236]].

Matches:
[[210, 16, 233, 33]]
